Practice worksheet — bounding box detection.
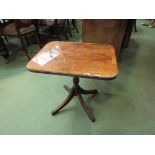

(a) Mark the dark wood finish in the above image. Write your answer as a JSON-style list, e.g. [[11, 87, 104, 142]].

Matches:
[[37, 19, 68, 40], [0, 19, 42, 60], [27, 41, 118, 122], [0, 36, 9, 60], [122, 19, 135, 48], [0, 20, 8, 42], [52, 77, 97, 122], [66, 19, 79, 38], [82, 19, 128, 58], [133, 19, 137, 32], [66, 19, 73, 37], [72, 19, 79, 33]]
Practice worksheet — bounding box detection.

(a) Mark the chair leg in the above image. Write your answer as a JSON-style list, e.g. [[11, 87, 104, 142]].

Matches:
[[25, 35, 29, 46], [3, 47, 9, 60], [54, 25, 61, 41], [4, 36, 8, 42], [0, 36, 9, 62], [34, 23, 42, 48], [66, 19, 72, 37], [35, 31, 42, 48], [19, 36, 30, 60]]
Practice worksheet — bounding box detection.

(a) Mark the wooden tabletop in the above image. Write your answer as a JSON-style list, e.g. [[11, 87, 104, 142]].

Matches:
[[26, 41, 118, 80]]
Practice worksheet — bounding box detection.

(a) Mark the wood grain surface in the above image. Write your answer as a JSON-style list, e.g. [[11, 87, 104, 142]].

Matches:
[[26, 41, 118, 80]]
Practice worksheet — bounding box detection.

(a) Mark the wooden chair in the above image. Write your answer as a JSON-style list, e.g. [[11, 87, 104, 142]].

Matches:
[[0, 19, 42, 60], [37, 19, 68, 40]]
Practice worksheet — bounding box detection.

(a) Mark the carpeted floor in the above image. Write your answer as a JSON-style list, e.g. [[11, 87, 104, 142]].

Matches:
[[0, 20, 155, 134]]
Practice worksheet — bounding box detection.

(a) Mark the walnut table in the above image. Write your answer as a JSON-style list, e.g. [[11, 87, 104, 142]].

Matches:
[[26, 41, 118, 122]]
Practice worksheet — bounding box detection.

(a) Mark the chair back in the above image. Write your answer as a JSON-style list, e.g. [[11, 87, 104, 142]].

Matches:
[[14, 19, 33, 29], [13, 19, 38, 36]]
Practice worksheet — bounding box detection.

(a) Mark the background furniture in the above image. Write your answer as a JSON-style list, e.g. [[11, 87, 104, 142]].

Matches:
[[37, 19, 68, 40], [133, 19, 137, 32], [0, 36, 9, 61], [72, 19, 79, 33], [0, 19, 13, 42], [0, 19, 42, 60], [26, 41, 118, 122], [67, 19, 79, 36], [66, 19, 79, 37], [122, 19, 137, 48], [82, 19, 135, 58]]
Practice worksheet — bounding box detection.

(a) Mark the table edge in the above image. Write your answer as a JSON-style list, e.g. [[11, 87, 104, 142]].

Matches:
[[26, 67, 118, 80]]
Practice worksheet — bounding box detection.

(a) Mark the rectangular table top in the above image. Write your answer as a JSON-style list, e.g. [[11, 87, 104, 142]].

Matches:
[[26, 41, 118, 80]]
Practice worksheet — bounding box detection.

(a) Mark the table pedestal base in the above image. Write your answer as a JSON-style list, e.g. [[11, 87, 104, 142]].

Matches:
[[51, 77, 98, 122]]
